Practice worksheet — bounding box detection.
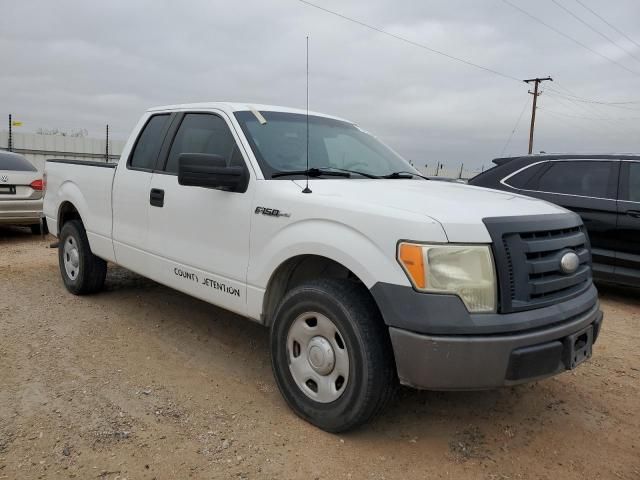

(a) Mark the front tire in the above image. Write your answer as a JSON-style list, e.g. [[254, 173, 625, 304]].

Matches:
[[58, 220, 107, 295], [270, 279, 396, 432]]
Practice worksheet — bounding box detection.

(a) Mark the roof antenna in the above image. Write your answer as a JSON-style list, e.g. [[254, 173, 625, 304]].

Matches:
[[302, 35, 312, 194]]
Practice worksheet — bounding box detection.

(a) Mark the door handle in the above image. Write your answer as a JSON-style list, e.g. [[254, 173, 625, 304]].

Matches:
[[627, 210, 640, 218], [150, 188, 164, 207]]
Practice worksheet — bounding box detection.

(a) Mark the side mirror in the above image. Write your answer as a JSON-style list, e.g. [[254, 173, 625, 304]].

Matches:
[[178, 153, 248, 192]]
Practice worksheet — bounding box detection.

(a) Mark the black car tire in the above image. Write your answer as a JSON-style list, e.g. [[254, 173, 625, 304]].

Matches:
[[58, 220, 107, 295], [270, 279, 396, 433]]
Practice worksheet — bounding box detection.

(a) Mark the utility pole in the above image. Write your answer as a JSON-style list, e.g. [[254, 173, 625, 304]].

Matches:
[[523, 77, 552, 154]]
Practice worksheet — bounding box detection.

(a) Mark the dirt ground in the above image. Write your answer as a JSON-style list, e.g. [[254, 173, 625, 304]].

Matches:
[[0, 227, 639, 480]]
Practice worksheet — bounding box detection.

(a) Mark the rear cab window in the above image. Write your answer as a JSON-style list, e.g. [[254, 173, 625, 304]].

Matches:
[[128, 114, 172, 170]]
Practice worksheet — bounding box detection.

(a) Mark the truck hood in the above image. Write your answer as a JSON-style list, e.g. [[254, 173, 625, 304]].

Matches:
[[295, 179, 567, 242]]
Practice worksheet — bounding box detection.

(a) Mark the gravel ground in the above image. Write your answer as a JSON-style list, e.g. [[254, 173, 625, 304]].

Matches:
[[1, 226, 639, 480]]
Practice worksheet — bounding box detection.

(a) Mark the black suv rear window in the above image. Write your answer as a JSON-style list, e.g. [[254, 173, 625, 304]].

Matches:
[[504, 162, 546, 189], [627, 162, 640, 202], [534, 160, 616, 199]]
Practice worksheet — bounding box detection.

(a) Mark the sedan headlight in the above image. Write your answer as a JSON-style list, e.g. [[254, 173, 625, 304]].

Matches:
[[397, 242, 497, 313]]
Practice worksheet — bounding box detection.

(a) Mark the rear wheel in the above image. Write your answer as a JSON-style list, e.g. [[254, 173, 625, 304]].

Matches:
[[58, 220, 107, 295], [270, 279, 396, 432]]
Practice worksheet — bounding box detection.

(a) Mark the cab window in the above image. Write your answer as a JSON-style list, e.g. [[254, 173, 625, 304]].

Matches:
[[164, 114, 244, 174], [129, 114, 171, 170]]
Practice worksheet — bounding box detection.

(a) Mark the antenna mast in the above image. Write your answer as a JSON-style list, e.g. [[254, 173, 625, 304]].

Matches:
[[302, 35, 312, 194]]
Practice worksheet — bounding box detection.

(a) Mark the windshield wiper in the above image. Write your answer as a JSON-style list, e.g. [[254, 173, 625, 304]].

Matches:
[[271, 167, 351, 179], [382, 171, 430, 180], [323, 167, 381, 179]]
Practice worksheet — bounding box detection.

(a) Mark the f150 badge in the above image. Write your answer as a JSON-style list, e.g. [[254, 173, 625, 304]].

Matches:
[[255, 206, 290, 218]]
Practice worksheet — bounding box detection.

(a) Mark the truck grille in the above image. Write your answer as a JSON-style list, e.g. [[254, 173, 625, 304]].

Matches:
[[483, 214, 592, 313]]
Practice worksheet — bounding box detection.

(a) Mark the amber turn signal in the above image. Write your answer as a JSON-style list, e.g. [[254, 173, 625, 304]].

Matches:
[[398, 243, 426, 289]]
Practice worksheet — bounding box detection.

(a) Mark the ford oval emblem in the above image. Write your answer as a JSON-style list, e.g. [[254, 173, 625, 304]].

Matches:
[[560, 252, 580, 274]]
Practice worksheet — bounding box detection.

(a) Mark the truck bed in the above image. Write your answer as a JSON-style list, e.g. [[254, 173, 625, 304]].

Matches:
[[44, 159, 117, 262]]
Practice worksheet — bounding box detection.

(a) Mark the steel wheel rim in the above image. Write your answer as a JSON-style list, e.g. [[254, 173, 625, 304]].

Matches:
[[286, 311, 350, 403], [63, 236, 80, 280]]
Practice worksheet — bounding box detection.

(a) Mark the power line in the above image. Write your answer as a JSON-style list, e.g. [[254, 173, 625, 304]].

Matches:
[[550, 0, 640, 65], [547, 81, 640, 131], [500, 97, 530, 155], [537, 94, 608, 137], [543, 109, 606, 137], [501, 0, 640, 77], [574, 0, 640, 51], [544, 87, 640, 111], [543, 90, 626, 130], [539, 107, 640, 121], [551, 80, 640, 107], [297, 0, 522, 83]]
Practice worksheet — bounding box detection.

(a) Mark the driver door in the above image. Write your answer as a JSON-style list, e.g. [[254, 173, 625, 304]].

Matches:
[[146, 111, 255, 316]]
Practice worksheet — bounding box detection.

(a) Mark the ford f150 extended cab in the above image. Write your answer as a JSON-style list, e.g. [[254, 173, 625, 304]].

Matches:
[[44, 103, 603, 432]]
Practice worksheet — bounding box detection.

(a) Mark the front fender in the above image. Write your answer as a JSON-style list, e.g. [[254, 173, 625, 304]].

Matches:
[[248, 218, 410, 291]]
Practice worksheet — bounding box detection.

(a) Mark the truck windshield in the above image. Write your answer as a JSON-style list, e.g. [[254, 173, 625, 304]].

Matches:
[[234, 111, 419, 179]]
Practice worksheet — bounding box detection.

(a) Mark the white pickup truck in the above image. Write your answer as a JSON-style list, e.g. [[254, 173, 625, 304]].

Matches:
[[44, 103, 603, 432]]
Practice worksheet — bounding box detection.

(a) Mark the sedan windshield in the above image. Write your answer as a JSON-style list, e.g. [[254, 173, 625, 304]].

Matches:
[[234, 111, 419, 179]]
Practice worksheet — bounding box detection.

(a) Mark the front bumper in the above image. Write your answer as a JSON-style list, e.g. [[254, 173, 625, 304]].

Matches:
[[371, 282, 603, 390]]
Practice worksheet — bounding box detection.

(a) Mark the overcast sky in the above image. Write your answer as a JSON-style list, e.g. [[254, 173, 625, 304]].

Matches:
[[2, 0, 640, 173]]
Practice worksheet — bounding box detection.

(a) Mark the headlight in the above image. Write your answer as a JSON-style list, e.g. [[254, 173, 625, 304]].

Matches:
[[397, 242, 497, 313]]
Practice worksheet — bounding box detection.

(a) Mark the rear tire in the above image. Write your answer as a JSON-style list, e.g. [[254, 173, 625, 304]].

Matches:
[[58, 219, 107, 295], [270, 279, 396, 433]]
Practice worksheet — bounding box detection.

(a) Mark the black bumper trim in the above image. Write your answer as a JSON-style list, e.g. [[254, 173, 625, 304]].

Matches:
[[370, 282, 599, 335], [389, 304, 603, 390]]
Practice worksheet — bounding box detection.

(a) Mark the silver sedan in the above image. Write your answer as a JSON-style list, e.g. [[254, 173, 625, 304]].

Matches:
[[0, 151, 44, 234]]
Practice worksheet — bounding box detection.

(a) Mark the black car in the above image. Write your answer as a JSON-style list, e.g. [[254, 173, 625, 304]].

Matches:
[[469, 154, 640, 287]]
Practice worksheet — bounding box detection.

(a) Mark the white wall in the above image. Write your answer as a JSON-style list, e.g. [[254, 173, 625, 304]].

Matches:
[[0, 131, 125, 171]]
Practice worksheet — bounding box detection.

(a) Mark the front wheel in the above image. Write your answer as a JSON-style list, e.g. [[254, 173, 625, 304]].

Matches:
[[270, 279, 396, 432], [58, 220, 107, 295]]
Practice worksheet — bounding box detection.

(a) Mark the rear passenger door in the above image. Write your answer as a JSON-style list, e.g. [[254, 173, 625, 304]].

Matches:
[[615, 161, 640, 285], [523, 160, 620, 279], [145, 111, 254, 316]]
